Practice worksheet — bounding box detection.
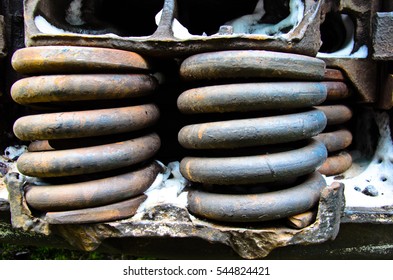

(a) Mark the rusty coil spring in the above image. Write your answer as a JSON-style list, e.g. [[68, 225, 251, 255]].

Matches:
[[178, 50, 328, 223], [315, 69, 354, 176], [11, 46, 161, 223]]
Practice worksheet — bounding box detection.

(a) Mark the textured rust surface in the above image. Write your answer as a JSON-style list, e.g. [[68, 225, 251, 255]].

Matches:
[[378, 74, 393, 110], [180, 139, 327, 185], [13, 104, 160, 140], [25, 161, 161, 211], [178, 109, 327, 149], [44, 195, 147, 224], [17, 133, 161, 177], [324, 81, 351, 101], [314, 129, 353, 152], [373, 12, 393, 60], [324, 69, 345, 82], [11, 74, 157, 105], [177, 82, 327, 114], [24, 0, 323, 57], [314, 105, 353, 125], [318, 151, 352, 176], [187, 172, 326, 223], [12, 46, 151, 74], [180, 50, 326, 81]]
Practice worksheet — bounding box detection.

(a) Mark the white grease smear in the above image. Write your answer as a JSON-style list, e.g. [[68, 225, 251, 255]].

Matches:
[[65, 0, 85, 26]]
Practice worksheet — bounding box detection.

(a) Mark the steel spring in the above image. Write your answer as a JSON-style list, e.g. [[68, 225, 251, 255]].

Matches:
[[11, 46, 161, 224], [178, 50, 329, 223], [315, 69, 353, 176]]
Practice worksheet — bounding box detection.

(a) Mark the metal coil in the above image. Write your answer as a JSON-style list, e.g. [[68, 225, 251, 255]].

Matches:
[[44, 195, 147, 224], [323, 82, 351, 101], [178, 82, 328, 114], [180, 50, 326, 81], [314, 105, 353, 126], [314, 129, 353, 153], [12, 46, 151, 74], [14, 104, 160, 140], [25, 161, 161, 211], [17, 133, 160, 178], [11, 74, 157, 105], [318, 152, 353, 176], [178, 110, 327, 149], [187, 172, 326, 223], [180, 139, 326, 185]]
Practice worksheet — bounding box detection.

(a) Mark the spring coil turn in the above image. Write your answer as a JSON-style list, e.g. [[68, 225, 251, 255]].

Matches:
[[178, 50, 329, 223], [315, 69, 353, 176], [11, 46, 161, 224]]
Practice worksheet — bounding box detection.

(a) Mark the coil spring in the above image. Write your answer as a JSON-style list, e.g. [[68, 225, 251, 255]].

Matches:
[[315, 69, 353, 176], [11, 46, 161, 224], [178, 50, 329, 223]]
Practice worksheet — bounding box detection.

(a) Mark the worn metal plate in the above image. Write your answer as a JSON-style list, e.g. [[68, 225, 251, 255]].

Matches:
[[187, 172, 326, 222], [372, 12, 393, 60], [25, 161, 160, 211], [178, 82, 327, 114], [11, 74, 157, 105], [12, 46, 151, 74], [14, 104, 160, 140], [180, 139, 327, 185], [17, 133, 161, 177], [44, 195, 147, 224], [179, 109, 327, 149], [180, 50, 326, 81]]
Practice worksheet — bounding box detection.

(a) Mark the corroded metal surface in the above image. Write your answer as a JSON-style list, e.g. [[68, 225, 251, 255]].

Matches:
[[324, 81, 351, 101], [314, 129, 353, 152], [44, 195, 147, 224], [314, 105, 353, 125], [324, 69, 345, 82], [12, 46, 151, 74], [25, 161, 161, 211], [17, 133, 161, 177], [180, 50, 326, 81], [13, 104, 160, 140], [187, 172, 326, 222], [177, 82, 327, 114], [318, 151, 353, 176], [372, 12, 393, 60], [24, 0, 323, 57], [180, 139, 327, 185], [178, 109, 327, 149], [11, 74, 157, 105]]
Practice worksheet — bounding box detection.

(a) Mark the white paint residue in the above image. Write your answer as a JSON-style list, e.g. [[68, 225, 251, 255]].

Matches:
[[0, 186, 8, 202], [318, 15, 368, 58], [136, 161, 189, 213], [35, 15, 71, 34], [65, 0, 85, 26], [329, 112, 393, 208], [155, 9, 193, 39], [225, 0, 304, 36], [4, 145, 27, 161]]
